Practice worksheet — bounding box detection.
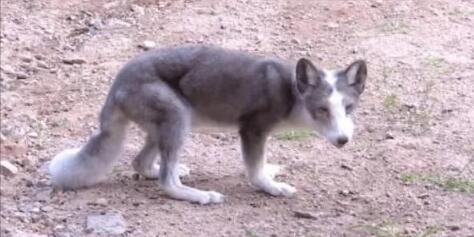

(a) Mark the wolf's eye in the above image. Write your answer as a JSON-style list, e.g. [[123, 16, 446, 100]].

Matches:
[[317, 107, 329, 115], [345, 104, 354, 114]]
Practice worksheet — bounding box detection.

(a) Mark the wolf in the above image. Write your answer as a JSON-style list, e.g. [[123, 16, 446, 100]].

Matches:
[[49, 45, 367, 205]]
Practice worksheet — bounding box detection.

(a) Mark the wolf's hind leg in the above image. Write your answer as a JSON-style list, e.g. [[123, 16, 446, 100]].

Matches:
[[132, 136, 190, 179], [130, 82, 223, 204]]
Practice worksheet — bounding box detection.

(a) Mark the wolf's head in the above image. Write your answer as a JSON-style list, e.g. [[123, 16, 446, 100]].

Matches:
[[295, 58, 367, 148]]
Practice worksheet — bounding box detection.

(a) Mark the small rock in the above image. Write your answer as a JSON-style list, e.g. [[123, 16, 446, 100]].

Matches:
[[19, 55, 33, 63], [86, 212, 127, 235], [385, 132, 395, 140], [132, 173, 140, 180], [62, 58, 86, 65], [293, 210, 317, 219], [417, 193, 429, 199], [139, 40, 156, 50], [327, 22, 339, 29], [25, 179, 34, 187], [95, 198, 109, 206], [447, 225, 460, 231], [402, 103, 417, 110], [338, 189, 354, 197], [441, 108, 453, 114], [1, 160, 19, 177], [15, 72, 28, 80], [130, 4, 145, 15], [11, 230, 47, 237], [40, 206, 53, 212], [371, 0, 383, 8], [34, 54, 45, 60], [36, 61, 50, 69], [107, 18, 130, 28], [103, 1, 121, 9], [28, 132, 38, 138], [290, 38, 300, 45], [30, 207, 41, 213], [340, 164, 353, 171]]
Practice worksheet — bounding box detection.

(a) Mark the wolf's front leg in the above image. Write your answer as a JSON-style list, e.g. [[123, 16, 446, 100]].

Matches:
[[240, 125, 296, 197]]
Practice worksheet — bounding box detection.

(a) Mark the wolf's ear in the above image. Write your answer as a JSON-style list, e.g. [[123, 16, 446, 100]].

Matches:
[[345, 60, 367, 94], [296, 58, 322, 93]]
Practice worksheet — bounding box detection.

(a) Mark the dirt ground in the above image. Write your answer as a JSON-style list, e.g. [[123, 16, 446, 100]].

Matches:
[[1, 0, 473, 236]]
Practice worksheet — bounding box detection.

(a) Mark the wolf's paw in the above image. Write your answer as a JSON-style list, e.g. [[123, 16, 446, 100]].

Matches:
[[195, 190, 225, 205], [266, 181, 296, 197], [251, 175, 297, 197], [162, 185, 224, 205]]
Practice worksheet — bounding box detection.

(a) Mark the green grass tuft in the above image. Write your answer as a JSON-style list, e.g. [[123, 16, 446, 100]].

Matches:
[[245, 229, 261, 237], [383, 94, 399, 111], [354, 224, 439, 237], [401, 173, 474, 193], [275, 130, 313, 141]]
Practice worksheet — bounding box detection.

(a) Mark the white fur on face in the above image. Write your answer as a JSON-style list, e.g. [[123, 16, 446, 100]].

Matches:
[[322, 70, 354, 143]]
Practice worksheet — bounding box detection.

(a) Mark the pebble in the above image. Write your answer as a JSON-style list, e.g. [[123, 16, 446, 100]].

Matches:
[[62, 58, 86, 65], [385, 132, 395, 140], [40, 206, 53, 212], [36, 61, 50, 69], [338, 189, 354, 197], [19, 55, 33, 63], [139, 40, 156, 50], [95, 198, 109, 206], [15, 72, 28, 80], [447, 225, 460, 231], [290, 38, 300, 45], [0, 160, 19, 177], [327, 22, 339, 29], [30, 207, 40, 213], [86, 212, 127, 235], [28, 132, 38, 138], [132, 173, 140, 180], [130, 4, 145, 16], [340, 164, 353, 171], [34, 55, 45, 60], [293, 210, 318, 219]]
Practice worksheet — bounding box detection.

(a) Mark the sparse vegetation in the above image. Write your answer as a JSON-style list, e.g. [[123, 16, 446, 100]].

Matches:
[[402, 174, 474, 193], [275, 130, 314, 140], [383, 94, 399, 111], [245, 229, 261, 237], [380, 20, 410, 34], [354, 223, 439, 237], [424, 56, 448, 76]]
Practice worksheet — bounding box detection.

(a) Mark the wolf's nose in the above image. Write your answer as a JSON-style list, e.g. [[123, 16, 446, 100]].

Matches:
[[337, 136, 348, 146]]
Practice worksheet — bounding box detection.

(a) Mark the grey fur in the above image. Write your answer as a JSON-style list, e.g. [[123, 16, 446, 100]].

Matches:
[[49, 45, 367, 204]]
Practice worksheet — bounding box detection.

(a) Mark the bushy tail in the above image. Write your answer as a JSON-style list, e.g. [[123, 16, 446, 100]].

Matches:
[[49, 100, 129, 189]]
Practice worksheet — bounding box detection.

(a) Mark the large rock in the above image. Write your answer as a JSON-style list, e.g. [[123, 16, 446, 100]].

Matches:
[[86, 212, 126, 235]]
